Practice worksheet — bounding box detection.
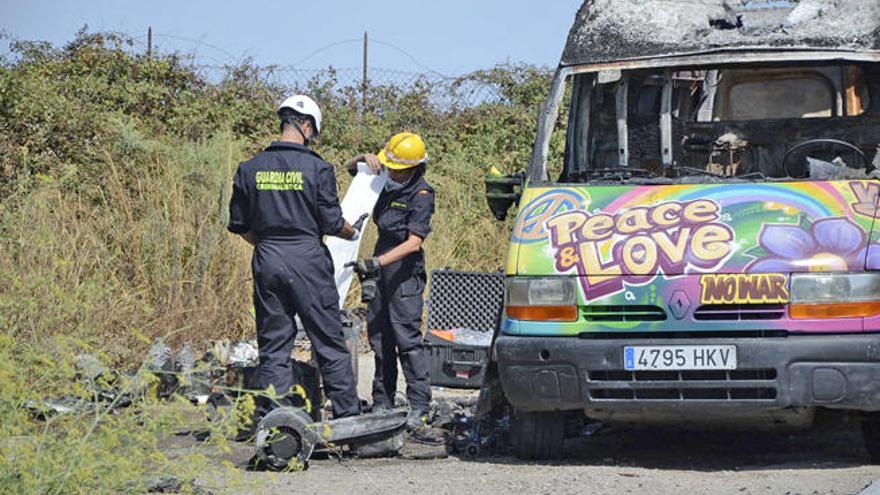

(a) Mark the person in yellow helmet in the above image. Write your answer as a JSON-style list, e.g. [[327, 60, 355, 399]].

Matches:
[[345, 132, 435, 431]]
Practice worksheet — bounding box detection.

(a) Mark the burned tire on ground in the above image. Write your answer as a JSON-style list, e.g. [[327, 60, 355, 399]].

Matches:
[[513, 410, 564, 460], [254, 407, 317, 471], [257, 426, 304, 471], [862, 417, 880, 463]]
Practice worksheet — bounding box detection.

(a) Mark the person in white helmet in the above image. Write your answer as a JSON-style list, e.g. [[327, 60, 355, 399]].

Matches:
[[228, 95, 366, 425]]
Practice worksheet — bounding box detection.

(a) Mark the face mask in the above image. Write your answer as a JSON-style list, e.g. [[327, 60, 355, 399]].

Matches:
[[385, 164, 424, 192], [384, 178, 405, 192], [281, 117, 314, 147]]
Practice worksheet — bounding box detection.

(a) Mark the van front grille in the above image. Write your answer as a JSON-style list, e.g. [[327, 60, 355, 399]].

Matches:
[[586, 368, 778, 402], [590, 388, 777, 401], [588, 369, 777, 382], [693, 304, 785, 321], [583, 305, 667, 322]]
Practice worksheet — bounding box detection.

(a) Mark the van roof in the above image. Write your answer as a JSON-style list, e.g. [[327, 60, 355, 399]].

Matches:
[[561, 0, 880, 67]]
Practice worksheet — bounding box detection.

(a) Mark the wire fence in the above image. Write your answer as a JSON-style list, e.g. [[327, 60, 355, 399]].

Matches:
[[1, 29, 552, 108], [193, 64, 523, 108]]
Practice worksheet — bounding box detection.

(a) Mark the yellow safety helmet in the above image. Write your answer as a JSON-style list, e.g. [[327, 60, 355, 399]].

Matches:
[[377, 132, 428, 170]]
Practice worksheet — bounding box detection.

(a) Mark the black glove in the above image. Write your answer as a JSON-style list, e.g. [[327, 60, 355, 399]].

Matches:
[[346, 257, 381, 279], [359, 277, 378, 303], [351, 213, 369, 232], [345, 257, 381, 303]]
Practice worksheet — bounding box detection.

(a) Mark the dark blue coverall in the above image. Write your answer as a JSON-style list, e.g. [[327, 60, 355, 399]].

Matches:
[[365, 166, 435, 412], [228, 141, 360, 419]]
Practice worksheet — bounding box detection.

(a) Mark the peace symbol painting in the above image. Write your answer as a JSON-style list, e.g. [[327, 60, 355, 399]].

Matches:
[[504, 180, 880, 335]]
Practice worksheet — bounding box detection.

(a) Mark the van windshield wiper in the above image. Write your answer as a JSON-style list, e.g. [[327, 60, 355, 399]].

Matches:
[[579, 167, 661, 182], [671, 166, 766, 181], [572, 166, 767, 184]]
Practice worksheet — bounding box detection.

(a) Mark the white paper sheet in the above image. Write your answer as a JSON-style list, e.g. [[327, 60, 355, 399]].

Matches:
[[327, 162, 388, 308]]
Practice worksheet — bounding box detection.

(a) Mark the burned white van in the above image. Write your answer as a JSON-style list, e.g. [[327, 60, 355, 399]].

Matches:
[[486, 0, 880, 460]]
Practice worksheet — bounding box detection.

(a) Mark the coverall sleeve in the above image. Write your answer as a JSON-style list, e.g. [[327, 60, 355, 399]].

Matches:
[[316, 163, 345, 235], [227, 165, 251, 234], [407, 189, 435, 239]]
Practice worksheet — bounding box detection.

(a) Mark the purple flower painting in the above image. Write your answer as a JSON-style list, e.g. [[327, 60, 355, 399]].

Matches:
[[749, 217, 880, 273]]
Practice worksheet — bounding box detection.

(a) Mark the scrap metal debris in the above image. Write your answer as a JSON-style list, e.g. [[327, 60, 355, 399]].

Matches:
[[146, 339, 179, 399], [25, 334, 540, 465], [26, 340, 252, 419], [806, 157, 879, 180], [562, 0, 879, 67], [254, 407, 410, 470], [143, 476, 213, 494], [211, 340, 259, 367], [26, 353, 133, 418], [782, 0, 831, 28]]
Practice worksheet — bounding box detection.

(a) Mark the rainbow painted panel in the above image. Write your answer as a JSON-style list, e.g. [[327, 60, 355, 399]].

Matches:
[[504, 180, 880, 336]]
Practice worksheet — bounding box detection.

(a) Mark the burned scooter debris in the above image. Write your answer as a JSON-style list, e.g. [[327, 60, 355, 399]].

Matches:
[[253, 406, 409, 470]]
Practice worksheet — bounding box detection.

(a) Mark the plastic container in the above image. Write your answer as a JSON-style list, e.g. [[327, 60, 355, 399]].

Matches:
[[424, 269, 504, 388], [426, 331, 491, 387]]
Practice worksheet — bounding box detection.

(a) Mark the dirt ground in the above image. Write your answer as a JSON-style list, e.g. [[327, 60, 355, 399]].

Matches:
[[177, 352, 880, 495]]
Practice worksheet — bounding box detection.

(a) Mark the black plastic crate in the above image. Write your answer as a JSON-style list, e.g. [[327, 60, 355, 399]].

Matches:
[[425, 269, 504, 388], [426, 332, 491, 388]]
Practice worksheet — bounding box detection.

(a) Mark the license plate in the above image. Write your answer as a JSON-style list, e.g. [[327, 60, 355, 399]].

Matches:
[[624, 345, 737, 371]]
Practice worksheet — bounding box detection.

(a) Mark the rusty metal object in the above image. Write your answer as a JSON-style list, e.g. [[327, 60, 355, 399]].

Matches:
[[562, 0, 879, 68], [253, 407, 408, 470], [527, 2, 880, 184]]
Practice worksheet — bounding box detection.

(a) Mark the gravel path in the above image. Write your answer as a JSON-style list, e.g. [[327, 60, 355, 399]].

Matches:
[[211, 418, 878, 495], [185, 351, 880, 494]]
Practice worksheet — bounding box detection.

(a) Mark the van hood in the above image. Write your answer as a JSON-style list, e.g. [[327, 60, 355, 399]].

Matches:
[[562, 0, 880, 67], [508, 181, 880, 303]]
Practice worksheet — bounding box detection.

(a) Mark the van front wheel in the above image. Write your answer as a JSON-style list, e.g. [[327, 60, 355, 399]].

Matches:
[[513, 411, 564, 460]]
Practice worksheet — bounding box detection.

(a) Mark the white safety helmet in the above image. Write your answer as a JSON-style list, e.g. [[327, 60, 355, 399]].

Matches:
[[278, 94, 323, 134]]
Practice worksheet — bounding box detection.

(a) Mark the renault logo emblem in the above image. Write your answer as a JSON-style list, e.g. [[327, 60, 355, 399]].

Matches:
[[668, 291, 691, 320]]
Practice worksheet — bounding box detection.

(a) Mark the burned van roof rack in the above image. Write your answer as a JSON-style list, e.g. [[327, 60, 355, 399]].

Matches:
[[561, 0, 880, 67]]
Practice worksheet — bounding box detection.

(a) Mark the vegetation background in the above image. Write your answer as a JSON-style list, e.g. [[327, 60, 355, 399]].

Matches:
[[0, 31, 564, 492]]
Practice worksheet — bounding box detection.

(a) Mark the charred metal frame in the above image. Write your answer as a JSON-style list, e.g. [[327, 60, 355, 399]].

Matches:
[[528, 66, 573, 182], [568, 49, 880, 74], [527, 49, 880, 183], [615, 77, 629, 167], [660, 71, 674, 168]]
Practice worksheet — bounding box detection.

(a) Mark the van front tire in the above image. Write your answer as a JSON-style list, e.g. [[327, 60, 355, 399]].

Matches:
[[513, 410, 564, 460]]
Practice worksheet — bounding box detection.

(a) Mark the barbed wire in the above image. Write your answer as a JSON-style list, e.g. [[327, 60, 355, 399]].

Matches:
[[188, 62, 528, 108], [1, 29, 552, 108], [79, 30, 482, 104], [115, 30, 532, 107]]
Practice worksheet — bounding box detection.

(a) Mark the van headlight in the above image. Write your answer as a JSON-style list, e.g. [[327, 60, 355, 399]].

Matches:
[[506, 277, 578, 321], [790, 273, 880, 319]]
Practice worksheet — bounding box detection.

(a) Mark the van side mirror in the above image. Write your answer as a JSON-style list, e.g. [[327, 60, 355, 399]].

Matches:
[[485, 170, 524, 221]]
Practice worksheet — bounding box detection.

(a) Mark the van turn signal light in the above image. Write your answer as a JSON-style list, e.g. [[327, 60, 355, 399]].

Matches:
[[506, 305, 578, 322], [790, 301, 880, 319]]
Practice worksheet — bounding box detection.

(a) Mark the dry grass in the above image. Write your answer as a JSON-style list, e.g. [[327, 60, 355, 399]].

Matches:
[[0, 132, 516, 360], [0, 134, 255, 361]]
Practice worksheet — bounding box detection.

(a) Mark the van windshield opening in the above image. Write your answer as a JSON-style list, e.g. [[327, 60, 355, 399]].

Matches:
[[560, 63, 879, 184]]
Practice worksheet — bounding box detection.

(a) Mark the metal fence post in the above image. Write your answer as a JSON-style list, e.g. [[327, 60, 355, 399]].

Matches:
[[361, 31, 368, 121]]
